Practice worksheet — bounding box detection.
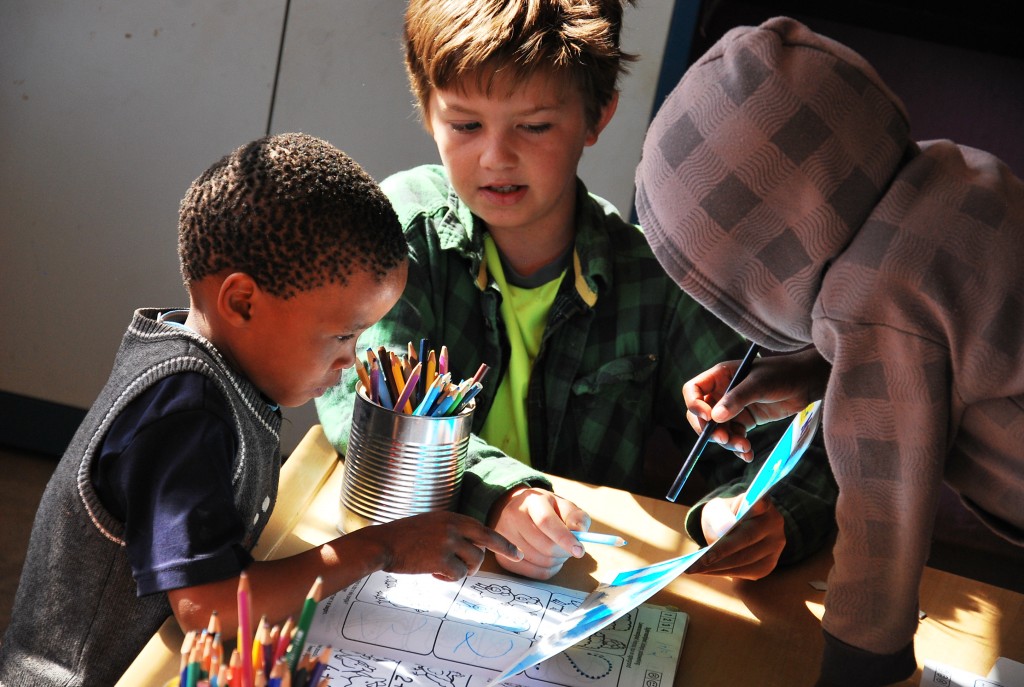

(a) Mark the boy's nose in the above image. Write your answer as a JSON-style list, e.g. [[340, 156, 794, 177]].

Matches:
[[481, 132, 516, 169], [332, 345, 357, 371]]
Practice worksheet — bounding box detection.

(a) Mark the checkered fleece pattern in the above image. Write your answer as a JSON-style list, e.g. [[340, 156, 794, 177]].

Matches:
[[636, 15, 1024, 679], [636, 16, 910, 352]]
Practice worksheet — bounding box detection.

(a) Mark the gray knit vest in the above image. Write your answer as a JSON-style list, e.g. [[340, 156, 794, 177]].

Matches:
[[0, 308, 282, 687]]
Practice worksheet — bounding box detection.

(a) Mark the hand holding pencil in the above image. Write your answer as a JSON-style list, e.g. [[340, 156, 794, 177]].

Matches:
[[667, 343, 760, 502], [679, 345, 829, 464]]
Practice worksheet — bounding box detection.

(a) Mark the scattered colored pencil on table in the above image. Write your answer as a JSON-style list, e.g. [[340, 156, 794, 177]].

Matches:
[[171, 575, 331, 687], [358, 340, 487, 417]]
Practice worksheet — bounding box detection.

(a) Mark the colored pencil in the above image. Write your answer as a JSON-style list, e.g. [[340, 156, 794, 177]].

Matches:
[[285, 576, 323, 672], [449, 382, 483, 416], [392, 362, 422, 415], [180, 629, 196, 675], [237, 572, 254, 687], [374, 363, 393, 410], [431, 392, 457, 417], [354, 361, 372, 397], [208, 638, 221, 686], [378, 346, 396, 401], [388, 352, 407, 409], [572, 531, 628, 546], [470, 363, 490, 386], [438, 345, 449, 375], [207, 610, 221, 636], [252, 615, 268, 675], [272, 617, 294, 667], [229, 650, 242, 687], [216, 661, 230, 687], [413, 372, 445, 415], [306, 646, 331, 687], [258, 617, 275, 677], [425, 350, 437, 390], [666, 341, 761, 502], [185, 644, 201, 687]]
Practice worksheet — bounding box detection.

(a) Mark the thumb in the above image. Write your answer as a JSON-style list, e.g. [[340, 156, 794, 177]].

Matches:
[[702, 498, 738, 543], [710, 397, 741, 423], [711, 379, 759, 423]]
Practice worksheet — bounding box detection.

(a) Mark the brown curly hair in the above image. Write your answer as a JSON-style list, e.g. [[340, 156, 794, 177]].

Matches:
[[403, 0, 637, 129], [178, 133, 406, 299]]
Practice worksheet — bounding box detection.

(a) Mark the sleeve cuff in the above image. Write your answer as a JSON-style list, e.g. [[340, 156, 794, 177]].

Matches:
[[459, 436, 552, 522], [815, 629, 915, 687]]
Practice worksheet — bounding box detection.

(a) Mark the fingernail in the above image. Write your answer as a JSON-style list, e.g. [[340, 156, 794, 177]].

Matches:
[[572, 545, 585, 558]]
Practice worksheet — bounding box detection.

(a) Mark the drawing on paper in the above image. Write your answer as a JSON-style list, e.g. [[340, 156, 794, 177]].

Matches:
[[305, 570, 688, 687]]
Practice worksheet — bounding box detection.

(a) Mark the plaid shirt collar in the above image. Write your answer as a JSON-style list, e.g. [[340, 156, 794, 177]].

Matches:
[[438, 179, 611, 304]]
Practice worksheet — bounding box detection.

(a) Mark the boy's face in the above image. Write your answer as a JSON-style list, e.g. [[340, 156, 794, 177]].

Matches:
[[228, 265, 407, 408], [425, 69, 610, 241]]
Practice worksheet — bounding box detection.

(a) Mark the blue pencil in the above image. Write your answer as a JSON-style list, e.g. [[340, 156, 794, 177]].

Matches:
[[666, 341, 761, 502], [449, 382, 483, 416], [376, 365, 393, 410], [413, 372, 448, 415], [572, 531, 628, 547]]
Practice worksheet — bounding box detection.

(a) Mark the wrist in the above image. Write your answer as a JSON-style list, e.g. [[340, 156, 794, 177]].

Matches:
[[486, 485, 530, 528], [817, 629, 915, 687], [324, 526, 390, 581]]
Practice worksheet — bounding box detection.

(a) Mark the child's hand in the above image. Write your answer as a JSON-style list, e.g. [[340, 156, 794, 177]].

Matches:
[[374, 511, 523, 581], [487, 487, 591, 580], [682, 347, 829, 461], [686, 494, 785, 579]]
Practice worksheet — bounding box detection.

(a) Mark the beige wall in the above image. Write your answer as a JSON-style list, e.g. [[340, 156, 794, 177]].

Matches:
[[0, 0, 673, 452]]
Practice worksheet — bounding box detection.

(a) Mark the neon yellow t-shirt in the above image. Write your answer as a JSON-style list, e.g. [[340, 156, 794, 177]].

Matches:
[[478, 236, 565, 466]]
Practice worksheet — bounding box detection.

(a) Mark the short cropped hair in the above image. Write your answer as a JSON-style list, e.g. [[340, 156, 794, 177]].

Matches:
[[403, 0, 637, 129], [178, 132, 406, 299]]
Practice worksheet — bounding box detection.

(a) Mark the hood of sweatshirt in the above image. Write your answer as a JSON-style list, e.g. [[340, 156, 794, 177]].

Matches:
[[635, 16, 912, 351]]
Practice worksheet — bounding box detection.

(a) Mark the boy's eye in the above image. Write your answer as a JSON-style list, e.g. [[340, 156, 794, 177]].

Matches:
[[521, 123, 552, 134], [335, 335, 355, 343], [450, 122, 481, 133]]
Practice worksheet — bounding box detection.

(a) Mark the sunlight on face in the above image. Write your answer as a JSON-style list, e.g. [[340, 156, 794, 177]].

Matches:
[[242, 265, 407, 408], [425, 69, 601, 242]]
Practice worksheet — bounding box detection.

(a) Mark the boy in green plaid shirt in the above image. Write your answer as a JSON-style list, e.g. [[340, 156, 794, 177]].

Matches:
[[317, 0, 837, 580]]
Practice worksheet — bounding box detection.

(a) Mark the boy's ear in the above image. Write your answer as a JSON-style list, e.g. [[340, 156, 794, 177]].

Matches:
[[585, 91, 619, 146], [218, 272, 258, 326]]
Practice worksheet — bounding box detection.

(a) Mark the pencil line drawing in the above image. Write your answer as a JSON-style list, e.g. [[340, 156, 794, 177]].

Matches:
[[306, 570, 688, 687]]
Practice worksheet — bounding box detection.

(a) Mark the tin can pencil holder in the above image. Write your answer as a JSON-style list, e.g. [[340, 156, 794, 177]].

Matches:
[[339, 385, 474, 533]]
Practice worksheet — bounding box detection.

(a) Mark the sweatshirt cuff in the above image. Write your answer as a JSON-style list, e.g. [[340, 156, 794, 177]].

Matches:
[[815, 629, 915, 687]]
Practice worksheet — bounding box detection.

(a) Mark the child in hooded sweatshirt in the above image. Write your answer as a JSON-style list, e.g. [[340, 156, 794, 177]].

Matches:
[[635, 16, 1024, 687]]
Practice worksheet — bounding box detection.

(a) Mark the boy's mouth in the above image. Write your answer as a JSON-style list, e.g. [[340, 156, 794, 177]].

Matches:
[[481, 184, 528, 206]]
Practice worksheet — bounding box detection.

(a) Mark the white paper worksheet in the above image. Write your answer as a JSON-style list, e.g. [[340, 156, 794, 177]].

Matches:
[[921, 657, 1024, 687], [304, 570, 688, 687]]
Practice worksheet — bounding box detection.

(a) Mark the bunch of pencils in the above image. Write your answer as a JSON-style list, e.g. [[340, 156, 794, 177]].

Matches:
[[173, 573, 331, 687], [354, 339, 488, 417]]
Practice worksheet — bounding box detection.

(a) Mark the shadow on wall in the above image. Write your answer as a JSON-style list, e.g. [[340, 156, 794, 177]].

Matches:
[[684, 0, 1024, 176]]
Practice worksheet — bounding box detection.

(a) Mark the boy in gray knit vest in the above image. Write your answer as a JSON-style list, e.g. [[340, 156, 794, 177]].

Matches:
[[0, 132, 521, 687]]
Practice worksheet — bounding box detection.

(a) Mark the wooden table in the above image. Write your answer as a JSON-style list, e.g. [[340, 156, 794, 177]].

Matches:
[[117, 425, 1024, 686]]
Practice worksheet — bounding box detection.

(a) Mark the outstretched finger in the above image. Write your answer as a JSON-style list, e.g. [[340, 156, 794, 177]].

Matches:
[[432, 549, 473, 581], [467, 524, 524, 563]]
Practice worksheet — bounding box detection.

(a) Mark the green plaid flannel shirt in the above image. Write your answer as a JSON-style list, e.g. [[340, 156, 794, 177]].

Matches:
[[315, 165, 836, 566]]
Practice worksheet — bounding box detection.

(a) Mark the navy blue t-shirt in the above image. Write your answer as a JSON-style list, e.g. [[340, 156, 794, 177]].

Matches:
[[92, 372, 254, 596]]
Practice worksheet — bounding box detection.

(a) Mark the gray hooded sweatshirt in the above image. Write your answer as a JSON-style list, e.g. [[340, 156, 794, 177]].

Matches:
[[636, 16, 1024, 687]]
